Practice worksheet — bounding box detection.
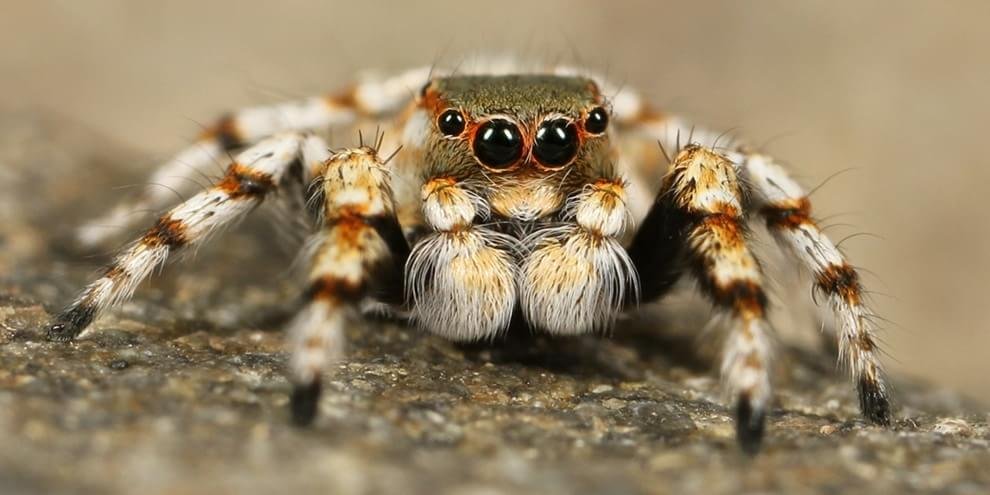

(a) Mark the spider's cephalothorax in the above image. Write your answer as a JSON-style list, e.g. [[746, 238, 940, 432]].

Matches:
[[408, 75, 635, 340], [48, 62, 893, 454]]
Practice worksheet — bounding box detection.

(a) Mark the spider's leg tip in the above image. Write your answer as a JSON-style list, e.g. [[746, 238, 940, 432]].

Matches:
[[290, 379, 322, 427], [46, 323, 75, 342], [735, 396, 767, 455], [858, 377, 892, 427], [45, 306, 95, 342]]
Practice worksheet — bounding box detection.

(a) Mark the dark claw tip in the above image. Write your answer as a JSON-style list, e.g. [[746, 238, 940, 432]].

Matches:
[[858, 378, 892, 426], [46, 305, 95, 342], [46, 322, 78, 342], [736, 397, 767, 455], [290, 380, 321, 427]]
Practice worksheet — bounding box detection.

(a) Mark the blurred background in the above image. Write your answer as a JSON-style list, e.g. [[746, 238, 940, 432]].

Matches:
[[1, 1, 987, 402]]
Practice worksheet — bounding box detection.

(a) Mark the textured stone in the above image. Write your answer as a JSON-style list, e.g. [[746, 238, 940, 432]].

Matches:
[[1, 114, 988, 494]]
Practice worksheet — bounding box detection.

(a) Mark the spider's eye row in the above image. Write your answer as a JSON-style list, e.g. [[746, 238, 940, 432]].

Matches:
[[472, 119, 523, 169], [584, 106, 609, 134], [437, 109, 466, 137], [533, 118, 579, 167]]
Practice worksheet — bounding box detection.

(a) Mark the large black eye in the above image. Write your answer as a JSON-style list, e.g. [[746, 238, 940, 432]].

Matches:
[[585, 106, 609, 134], [437, 109, 465, 137], [473, 119, 523, 169], [533, 118, 579, 167]]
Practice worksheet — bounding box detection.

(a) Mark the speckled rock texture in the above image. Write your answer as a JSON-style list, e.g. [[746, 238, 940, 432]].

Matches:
[[1, 114, 988, 495]]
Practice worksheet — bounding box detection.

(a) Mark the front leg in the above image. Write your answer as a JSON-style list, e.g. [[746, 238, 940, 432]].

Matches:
[[286, 146, 410, 425], [631, 144, 776, 453]]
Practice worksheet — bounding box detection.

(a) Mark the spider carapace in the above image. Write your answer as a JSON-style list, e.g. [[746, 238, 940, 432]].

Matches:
[[47, 62, 892, 453]]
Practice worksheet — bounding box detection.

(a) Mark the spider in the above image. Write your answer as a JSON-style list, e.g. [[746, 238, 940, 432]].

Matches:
[[46, 61, 891, 453]]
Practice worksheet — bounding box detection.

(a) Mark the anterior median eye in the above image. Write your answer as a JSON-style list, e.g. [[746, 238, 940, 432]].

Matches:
[[473, 119, 523, 169], [437, 109, 466, 137], [533, 118, 579, 167]]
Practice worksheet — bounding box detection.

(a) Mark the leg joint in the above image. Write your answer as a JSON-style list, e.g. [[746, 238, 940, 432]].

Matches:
[[709, 279, 769, 319], [815, 263, 862, 305], [217, 163, 277, 199], [761, 197, 812, 229], [304, 276, 365, 304], [141, 215, 188, 248], [201, 113, 245, 151]]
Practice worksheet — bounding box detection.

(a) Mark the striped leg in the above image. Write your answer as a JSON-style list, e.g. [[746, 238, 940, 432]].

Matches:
[[287, 147, 408, 425], [47, 133, 324, 341], [612, 96, 892, 427], [739, 150, 891, 426], [77, 67, 432, 247], [663, 144, 775, 453]]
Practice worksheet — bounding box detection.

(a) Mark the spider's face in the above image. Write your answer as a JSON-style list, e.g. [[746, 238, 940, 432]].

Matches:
[[419, 75, 614, 221]]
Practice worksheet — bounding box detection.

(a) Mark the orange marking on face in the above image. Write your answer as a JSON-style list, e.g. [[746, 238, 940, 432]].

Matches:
[[421, 84, 473, 141], [589, 179, 626, 209], [592, 178, 624, 194], [423, 88, 481, 159], [489, 178, 565, 220], [419, 84, 445, 116], [421, 177, 458, 198]]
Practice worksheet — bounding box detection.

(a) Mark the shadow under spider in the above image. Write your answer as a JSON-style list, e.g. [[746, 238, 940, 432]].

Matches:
[[454, 311, 715, 382]]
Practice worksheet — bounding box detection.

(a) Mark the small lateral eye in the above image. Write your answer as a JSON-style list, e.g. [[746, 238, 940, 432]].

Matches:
[[533, 118, 579, 167], [584, 106, 609, 134], [473, 119, 523, 169], [437, 109, 466, 136]]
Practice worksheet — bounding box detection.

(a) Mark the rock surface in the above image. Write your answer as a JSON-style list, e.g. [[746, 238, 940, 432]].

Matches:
[[1, 114, 988, 495]]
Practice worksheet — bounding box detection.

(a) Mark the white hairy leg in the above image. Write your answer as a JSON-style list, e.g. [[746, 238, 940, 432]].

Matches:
[[77, 67, 433, 247], [48, 133, 321, 341], [287, 146, 409, 425], [663, 144, 776, 453], [737, 149, 892, 425], [609, 86, 892, 427]]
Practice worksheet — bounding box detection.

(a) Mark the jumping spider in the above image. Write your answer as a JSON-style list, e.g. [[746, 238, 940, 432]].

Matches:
[[47, 61, 891, 453]]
